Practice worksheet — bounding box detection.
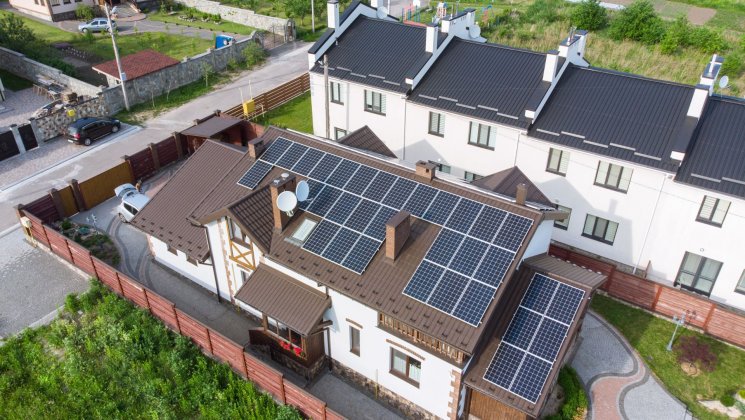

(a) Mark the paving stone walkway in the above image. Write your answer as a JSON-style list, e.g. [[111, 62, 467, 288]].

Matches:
[[571, 312, 694, 420]]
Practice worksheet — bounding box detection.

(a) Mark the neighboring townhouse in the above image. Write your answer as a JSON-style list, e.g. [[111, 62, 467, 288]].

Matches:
[[308, 0, 745, 311], [10, 0, 98, 21], [132, 126, 606, 419]]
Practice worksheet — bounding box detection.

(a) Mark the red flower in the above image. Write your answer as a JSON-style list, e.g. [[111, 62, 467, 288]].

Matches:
[[293, 346, 302, 356]]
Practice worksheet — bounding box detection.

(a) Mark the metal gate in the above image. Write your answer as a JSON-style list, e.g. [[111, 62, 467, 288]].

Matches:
[[0, 130, 20, 162], [18, 123, 38, 151]]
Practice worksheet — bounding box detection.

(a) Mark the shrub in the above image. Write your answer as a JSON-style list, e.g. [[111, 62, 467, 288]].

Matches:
[[739, 389, 745, 399], [64, 293, 81, 314], [571, 0, 608, 30], [522, 0, 563, 24], [674, 335, 718, 372], [546, 367, 588, 420], [720, 52, 743, 77], [609, 0, 664, 45], [660, 16, 689, 54], [75, 4, 95, 21], [60, 218, 73, 230], [242, 42, 267, 68], [720, 394, 735, 407], [687, 26, 727, 53]]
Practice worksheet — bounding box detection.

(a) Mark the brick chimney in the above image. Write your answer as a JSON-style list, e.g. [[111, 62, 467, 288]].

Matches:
[[516, 183, 527, 206], [415, 160, 436, 182], [248, 138, 265, 159], [270, 174, 297, 231], [386, 210, 411, 260], [327, 0, 339, 29]]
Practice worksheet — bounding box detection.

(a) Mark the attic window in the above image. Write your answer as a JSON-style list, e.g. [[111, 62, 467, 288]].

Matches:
[[291, 218, 318, 244]]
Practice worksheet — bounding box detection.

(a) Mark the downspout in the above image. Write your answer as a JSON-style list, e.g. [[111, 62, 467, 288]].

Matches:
[[402, 96, 408, 161], [634, 175, 667, 275]]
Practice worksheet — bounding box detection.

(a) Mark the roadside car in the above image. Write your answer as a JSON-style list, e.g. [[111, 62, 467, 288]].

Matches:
[[66, 117, 121, 146], [114, 184, 150, 223], [77, 18, 116, 33]]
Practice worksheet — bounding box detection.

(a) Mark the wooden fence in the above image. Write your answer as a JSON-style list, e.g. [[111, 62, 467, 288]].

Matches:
[[16, 208, 344, 420], [223, 73, 310, 120], [549, 244, 745, 348]]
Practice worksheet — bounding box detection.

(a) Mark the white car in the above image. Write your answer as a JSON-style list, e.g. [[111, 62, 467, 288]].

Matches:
[[114, 183, 149, 222]]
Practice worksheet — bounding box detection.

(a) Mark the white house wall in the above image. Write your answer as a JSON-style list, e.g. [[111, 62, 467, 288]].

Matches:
[[148, 236, 217, 294], [521, 219, 553, 261]]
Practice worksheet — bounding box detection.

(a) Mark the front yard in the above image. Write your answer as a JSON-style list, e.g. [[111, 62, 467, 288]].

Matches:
[[0, 280, 301, 419], [592, 294, 745, 420]]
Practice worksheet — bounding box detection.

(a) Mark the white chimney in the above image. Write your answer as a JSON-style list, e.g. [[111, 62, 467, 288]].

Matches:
[[699, 54, 723, 89], [426, 24, 437, 53], [558, 29, 588, 65], [687, 86, 709, 119], [327, 0, 339, 29], [543, 50, 559, 82]]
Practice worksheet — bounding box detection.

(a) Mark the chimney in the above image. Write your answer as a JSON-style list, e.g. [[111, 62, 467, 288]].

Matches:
[[426, 24, 438, 53], [415, 160, 436, 182], [686, 85, 709, 119], [270, 174, 297, 231], [327, 0, 339, 29], [370, 0, 379, 8], [516, 183, 527, 206], [385, 211, 411, 260], [558, 29, 588, 65], [699, 54, 724, 91], [248, 138, 265, 159], [543, 50, 559, 83]]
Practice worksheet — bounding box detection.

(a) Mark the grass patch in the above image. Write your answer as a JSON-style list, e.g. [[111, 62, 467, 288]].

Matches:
[[258, 91, 312, 133], [0, 68, 33, 91], [0, 280, 302, 418], [148, 10, 258, 35], [591, 294, 745, 420]]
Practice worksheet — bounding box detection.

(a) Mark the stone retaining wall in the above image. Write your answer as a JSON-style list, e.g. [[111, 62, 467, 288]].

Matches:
[[175, 0, 290, 35], [32, 95, 110, 141]]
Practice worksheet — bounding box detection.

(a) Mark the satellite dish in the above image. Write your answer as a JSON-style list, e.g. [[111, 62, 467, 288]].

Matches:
[[277, 191, 298, 216], [296, 180, 310, 202], [719, 75, 729, 90], [469, 25, 481, 39], [377, 6, 388, 18]]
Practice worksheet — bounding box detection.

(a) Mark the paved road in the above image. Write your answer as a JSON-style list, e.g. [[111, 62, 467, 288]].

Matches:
[[0, 41, 309, 232]]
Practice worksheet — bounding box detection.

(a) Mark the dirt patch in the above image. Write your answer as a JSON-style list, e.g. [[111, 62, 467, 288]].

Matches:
[[686, 5, 716, 25], [608, 0, 716, 25]]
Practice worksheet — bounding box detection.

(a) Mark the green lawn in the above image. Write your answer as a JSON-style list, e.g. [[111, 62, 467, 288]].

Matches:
[[259, 91, 312, 133], [591, 294, 745, 420], [0, 280, 301, 419], [0, 68, 33, 91], [148, 10, 258, 35]]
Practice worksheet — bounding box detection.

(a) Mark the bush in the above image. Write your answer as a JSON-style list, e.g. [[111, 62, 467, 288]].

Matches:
[[75, 4, 95, 21], [609, 0, 664, 44], [674, 335, 718, 372], [64, 293, 81, 314], [60, 218, 73, 230], [242, 42, 267, 68], [720, 394, 735, 407], [688, 26, 727, 53], [522, 0, 563, 24], [720, 52, 743, 77], [739, 389, 745, 399], [571, 0, 608, 30], [546, 367, 588, 420]]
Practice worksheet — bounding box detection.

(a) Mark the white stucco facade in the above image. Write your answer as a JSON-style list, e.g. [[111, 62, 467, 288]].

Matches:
[[149, 235, 217, 294], [9, 0, 97, 21]]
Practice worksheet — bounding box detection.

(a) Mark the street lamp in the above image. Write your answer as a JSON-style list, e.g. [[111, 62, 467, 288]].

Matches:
[[666, 312, 687, 351]]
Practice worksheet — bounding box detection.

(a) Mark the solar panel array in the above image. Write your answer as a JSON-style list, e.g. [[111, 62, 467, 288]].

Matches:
[[483, 274, 585, 404], [236, 137, 534, 324]]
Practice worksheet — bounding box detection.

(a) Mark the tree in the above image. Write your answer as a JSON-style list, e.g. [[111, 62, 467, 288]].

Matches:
[[201, 62, 215, 87], [609, 0, 664, 45], [0, 14, 38, 52], [571, 0, 608, 31], [284, 0, 308, 24]]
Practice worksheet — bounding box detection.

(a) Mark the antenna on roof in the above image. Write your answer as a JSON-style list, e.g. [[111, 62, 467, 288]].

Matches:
[[277, 191, 298, 217], [469, 24, 481, 39], [296, 180, 310, 202], [719, 75, 729, 90]]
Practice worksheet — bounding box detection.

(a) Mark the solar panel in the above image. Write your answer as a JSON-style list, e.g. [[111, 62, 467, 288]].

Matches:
[[493, 214, 533, 252], [472, 246, 514, 288], [259, 137, 291, 163], [450, 237, 489, 277], [344, 200, 381, 232], [308, 154, 343, 182], [469, 206, 507, 243], [424, 229, 465, 266], [325, 193, 361, 225], [237, 160, 272, 189], [452, 281, 496, 326], [483, 273, 585, 404], [322, 227, 359, 263], [345, 166, 378, 195], [423, 191, 460, 225], [362, 171, 397, 201], [291, 148, 325, 175], [363, 206, 397, 241], [428, 270, 470, 313], [382, 177, 417, 209], [276, 143, 309, 169], [302, 221, 340, 256], [403, 261, 445, 302], [403, 184, 438, 217], [445, 199, 483, 234], [327, 159, 360, 189], [307, 186, 342, 217], [341, 236, 381, 274]]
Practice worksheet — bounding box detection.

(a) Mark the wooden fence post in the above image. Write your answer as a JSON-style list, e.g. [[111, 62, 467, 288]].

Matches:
[[173, 304, 182, 334], [69, 179, 87, 212], [279, 375, 287, 403], [703, 303, 716, 331], [173, 132, 184, 159], [148, 143, 161, 172], [48, 188, 66, 219], [651, 284, 663, 311], [206, 328, 214, 355]]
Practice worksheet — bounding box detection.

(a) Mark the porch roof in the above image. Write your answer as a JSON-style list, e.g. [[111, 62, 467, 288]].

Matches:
[[235, 265, 331, 336]]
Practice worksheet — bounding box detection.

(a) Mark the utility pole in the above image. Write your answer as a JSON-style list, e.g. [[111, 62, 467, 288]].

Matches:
[[311, 0, 315, 32], [324, 54, 330, 139], [105, 3, 130, 111]]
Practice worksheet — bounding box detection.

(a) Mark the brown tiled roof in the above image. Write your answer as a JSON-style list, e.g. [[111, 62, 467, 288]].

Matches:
[[180, 116, 243, 139], [92, 50, 179, 81], [131, 140, 245, 261], [472, 167, 553, 208], [227, 186, 274, 252], [338, 125, 396, 158], [234, 265, 330, 335]]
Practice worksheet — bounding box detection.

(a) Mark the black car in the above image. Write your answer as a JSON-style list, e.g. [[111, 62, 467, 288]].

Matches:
[[66, 117, 121, 146]]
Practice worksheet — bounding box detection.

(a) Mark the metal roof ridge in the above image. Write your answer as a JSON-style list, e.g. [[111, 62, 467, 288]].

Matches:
[[452, 36, 547, 57], [578, 64, 696, 90]]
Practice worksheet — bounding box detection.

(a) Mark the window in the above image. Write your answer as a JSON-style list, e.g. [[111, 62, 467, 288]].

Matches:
[[364, 90, 386, 115], [429, 160, 450, 174], [554, 205, 571, 230], [736, 271, 745, 294], [349, 326, 360, 356], [468, 122, 496, 150], [330, 82, 343, 104], [229, 219, 249, 243], [266, 316, 303, 349], [675, 252, 722, 296], [334, 127, 347, 140], [582, 214, 618, 245], [290, 218, 317, 244], [428, 112, 445, 136], [696, 196, 730, 226], [464, 171, 483, 182], [49, 0, 59, 6], [186, 256, 198, 266], [546, 148, 569, 176], [594, 161, 632, 192], [390, 348, 421, 386], [62, 0, 70, 4], [167, 245, 178, 255]]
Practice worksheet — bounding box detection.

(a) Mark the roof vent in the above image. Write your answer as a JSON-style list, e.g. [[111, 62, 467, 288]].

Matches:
[[415, 160, 437, 182]]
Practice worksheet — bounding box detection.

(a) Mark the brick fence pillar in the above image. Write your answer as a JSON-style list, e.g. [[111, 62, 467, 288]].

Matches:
[[69, 179, 86, 211]]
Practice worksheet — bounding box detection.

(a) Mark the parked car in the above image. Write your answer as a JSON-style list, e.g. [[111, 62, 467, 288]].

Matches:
[[78, 18, 116, 33], [66, 117, 121, 146], [114, 184, 150, 222]]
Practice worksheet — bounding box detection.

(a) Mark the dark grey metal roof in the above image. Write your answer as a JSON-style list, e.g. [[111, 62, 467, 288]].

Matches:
[[676, 96, 745, 199], [409, 38, 548, 129], [310, 16, 429, 93], [529, 65, 696, 172], [308, 29, 334, 54]]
